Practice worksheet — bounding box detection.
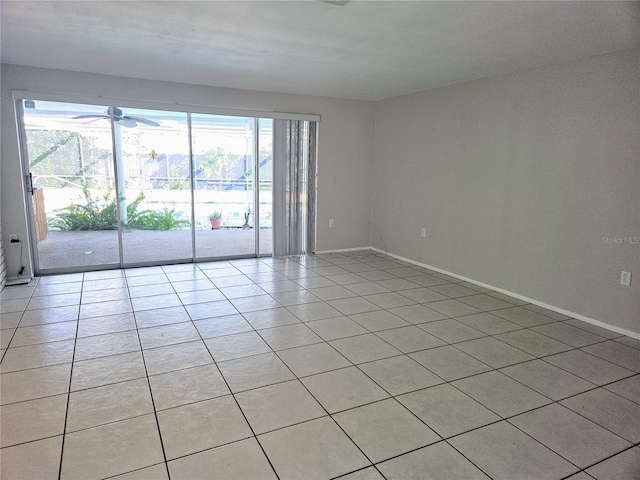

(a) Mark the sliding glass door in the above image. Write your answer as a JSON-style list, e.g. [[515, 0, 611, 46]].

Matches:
[[21, 101, 121, 270], [18, 99, 278, 273], [258, 118, 274, 255], [191, 114, 256, 260], [116, 108, 192, 265]]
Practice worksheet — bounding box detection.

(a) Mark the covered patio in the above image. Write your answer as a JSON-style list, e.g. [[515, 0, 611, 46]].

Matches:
[[36, 228, 272, 270]]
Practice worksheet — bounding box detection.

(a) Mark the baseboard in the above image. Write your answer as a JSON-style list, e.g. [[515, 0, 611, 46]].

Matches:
[[370, 247, 640, 341], [5, 276, 34, 287]]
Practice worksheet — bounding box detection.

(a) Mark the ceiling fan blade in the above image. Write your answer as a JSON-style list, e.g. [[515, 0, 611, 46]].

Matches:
[[72, 114, 109, 120], [116, 118, 137, 128], [125, 115, 160, 127]]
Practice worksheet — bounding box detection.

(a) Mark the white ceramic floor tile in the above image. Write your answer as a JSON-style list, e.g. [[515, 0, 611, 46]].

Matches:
[[258, 416, 370, 479], [157, 395, 252, 460], [20, 305, 80, 327], [453, 370, 552, 418], [495, 329, 573, 357], [142, 341, 213, 376], [359, 355, 444, 395], [1, 394, 68, 447], [330, 333, 402, 364], [235, 380, 326, 434], [0, 436, 63, 480], [306, 316, 368, 341], [500, 359, 596, 400], [561, 388, 640, 443], [10, 321, 78, 347], [425, 299, 482, 318], [60, 414, 164, 479], [582, 341, 640, 372], [378, 441, 490, 480], [71, 351, 147, 391], [66, 378, 154, 432], [134, 306, 191, 328], [1, 362, 71, 405], [149, 363, 229, 410], [455, 312, 522, 335], [327, 297, 381, 316], [417, 318, 486, 344], [396, 287, 449, 303], [362, 292, 416, 309], [258, 323, 323, 350], [217, 352, 295, 392], [0, 312, 23, 330], [491, 307, 556, 327], [277, 342, 351, 377], [386, 304, 448, 324], [138, 322, 201, 349], [110, 463, 169, 480], [185, 299, 239, 320], [398, 384, 500, 438], [301, 366, 389, 413], [79, 299, 132, 320], [286, 302, 343, 322], [410, 345, 492, 381], [544, 349, 634, 385], [204, 330, 272, 361], [231, 295, 282, 313], [193, 313, 254, 338], [333, 398, 439, 462], [74, 330, 141, 361], [375, 325, 446, 353], [449, 421, 577, 480], [586, 446, 640, 480], [455, 337, 534, 368], [510, 403, 631, 468], [0, 339, 75, 373], [605, 374, 640, 403], [168, 438, 277, 480], [344, 282, 392, 296], [81, 288, 130, 304], [77, 313, 136, 337], [348, 310, 410, 332], [308, 285, 358, 301], [531, 322, 607, 347], [4, 253, 639, 480]]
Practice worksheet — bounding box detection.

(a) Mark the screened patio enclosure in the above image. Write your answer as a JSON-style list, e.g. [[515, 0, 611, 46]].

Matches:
[[15, 97, 317, 273]]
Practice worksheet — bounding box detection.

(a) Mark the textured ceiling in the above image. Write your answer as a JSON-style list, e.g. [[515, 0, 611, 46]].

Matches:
[[2, 1, 638, 100]]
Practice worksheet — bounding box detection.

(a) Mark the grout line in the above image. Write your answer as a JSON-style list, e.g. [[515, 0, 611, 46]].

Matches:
[[56, 280, 82, 480], [124, 275, 172, 480]]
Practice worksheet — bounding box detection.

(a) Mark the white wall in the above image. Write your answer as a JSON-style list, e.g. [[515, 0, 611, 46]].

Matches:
[[372, 48, 640, 334], [0, 65, 375, 277]]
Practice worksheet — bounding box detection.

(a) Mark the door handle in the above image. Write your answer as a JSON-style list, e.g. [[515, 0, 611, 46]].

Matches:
[[26, 172, 34, 195]]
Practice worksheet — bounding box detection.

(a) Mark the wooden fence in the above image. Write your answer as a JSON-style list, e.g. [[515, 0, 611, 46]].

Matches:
[[33, 187, 48, 242]]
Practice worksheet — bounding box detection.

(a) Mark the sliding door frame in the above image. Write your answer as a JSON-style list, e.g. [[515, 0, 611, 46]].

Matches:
[[13, 91, 319, 274]]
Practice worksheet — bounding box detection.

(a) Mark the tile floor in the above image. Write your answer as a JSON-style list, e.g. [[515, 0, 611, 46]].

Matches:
[[1, 251, 639, 479]]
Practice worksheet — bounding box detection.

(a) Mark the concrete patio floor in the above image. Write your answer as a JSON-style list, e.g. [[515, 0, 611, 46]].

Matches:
[[36, 229, 272, 270]]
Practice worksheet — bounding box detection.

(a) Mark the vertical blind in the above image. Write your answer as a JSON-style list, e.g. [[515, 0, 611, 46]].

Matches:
[[273, 120, 318, 256]]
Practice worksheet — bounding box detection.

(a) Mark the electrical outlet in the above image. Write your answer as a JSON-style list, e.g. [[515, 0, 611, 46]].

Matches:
[[421, 228, 426, 238], [620, 271, 631, 286], [329, 219, 334, 228]]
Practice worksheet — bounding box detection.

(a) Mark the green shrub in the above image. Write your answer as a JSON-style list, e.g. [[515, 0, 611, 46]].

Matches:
[[49, 186, 189, 231]]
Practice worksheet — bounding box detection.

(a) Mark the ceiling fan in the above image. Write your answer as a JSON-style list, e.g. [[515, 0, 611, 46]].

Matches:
[[73, 106, 159, 128]]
